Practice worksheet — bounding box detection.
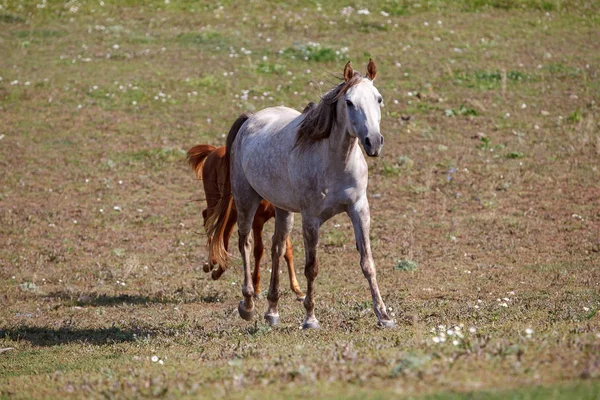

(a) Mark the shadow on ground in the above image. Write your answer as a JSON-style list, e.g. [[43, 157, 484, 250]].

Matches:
[[0, 326, 151, 346], [41, 291, 223, 306]]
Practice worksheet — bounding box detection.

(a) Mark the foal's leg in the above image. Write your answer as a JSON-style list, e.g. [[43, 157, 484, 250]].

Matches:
[[202, 209, 215, 273], [284, 237, 305, 301], [301, 216, 321, 329], [251, 222, 265, 297], [264, 208, 294, 326], [348, 199, 394, 328], [211, 210, 237, 281]]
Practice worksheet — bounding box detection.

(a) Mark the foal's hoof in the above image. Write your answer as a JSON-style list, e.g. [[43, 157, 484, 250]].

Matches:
[[202, 262, 213, 273], [253, 291, 263, 300], [238, 301, 255, 321], [302, 320, 320, 330], [378, 319, 395, 328], [264, 313, 279, 326], [211, 268, 224, 281], [295, 294, 306, 302]]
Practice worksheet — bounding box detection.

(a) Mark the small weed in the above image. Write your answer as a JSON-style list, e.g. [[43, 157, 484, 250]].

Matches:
[[112, 248, 126, 258], [131, 148, 186, 163], [186, 75, 217, 88], [176, 31, 228, 48], [382, 162, 401, 177], [445, 104, 478, 117], [357, 22, 389, 33], [247, 321, 271, 336], [12, 30, 65, 39], [454, 70, 534, 90], [383, 1, 410, 16], [19, 282, 39, 293], [505, 151, 525, 159], [256, 62, 285, 75], [397, 156, 414, 169], [394, 259, 418, 271], [546, 63, 582, 78], [568, 109, 583, 123], [0, 13, 25, 23], [478, 137, 493, 150], [283, 42, 347, 62], [391, 352, 431, 376]]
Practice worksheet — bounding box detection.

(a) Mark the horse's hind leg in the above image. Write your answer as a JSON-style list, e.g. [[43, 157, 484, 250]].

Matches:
[[284, 236, 305, 301], [234, 192, 262, 321], [264, 208, 294, 326]]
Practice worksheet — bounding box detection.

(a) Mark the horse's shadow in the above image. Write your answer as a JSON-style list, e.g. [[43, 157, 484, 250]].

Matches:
[[42, 290, 222, 307], [1, 291, 223, 346], [0, 326, 151, 346]]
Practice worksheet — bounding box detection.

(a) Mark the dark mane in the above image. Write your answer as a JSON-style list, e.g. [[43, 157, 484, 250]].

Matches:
[[295, 72, 363, 151]]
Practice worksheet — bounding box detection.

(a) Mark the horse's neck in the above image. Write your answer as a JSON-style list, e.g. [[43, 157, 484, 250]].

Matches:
[[325, 117, 360, 167]]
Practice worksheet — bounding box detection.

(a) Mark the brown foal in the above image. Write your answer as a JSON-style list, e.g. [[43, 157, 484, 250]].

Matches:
[[187, 144, 304, 300]]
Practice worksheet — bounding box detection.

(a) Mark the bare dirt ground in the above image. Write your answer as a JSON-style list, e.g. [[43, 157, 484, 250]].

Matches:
[[1, 1, 599, 398]]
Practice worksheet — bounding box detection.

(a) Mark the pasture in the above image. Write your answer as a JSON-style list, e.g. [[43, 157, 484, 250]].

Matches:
[[1, 0, 599, 398]]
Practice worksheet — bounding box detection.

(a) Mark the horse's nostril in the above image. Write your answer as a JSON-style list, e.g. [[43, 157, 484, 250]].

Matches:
[[364, 137, 371, 148], [381, 136, 384, 144]]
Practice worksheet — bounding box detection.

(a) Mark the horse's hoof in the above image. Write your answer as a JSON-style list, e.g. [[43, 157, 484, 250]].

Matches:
[[203, 262, 213, 273], [302, 320, 320, 330], [238, 301, 255, 321], [253, 291, 263, 300], [264, 313, 279, 326], [211, 269, 224, 281], [295, 295, 306, 302], [378, 319, 395, 328]]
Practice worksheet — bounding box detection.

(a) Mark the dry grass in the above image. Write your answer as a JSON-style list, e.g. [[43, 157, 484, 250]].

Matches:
[[1, 0, 599, 398]]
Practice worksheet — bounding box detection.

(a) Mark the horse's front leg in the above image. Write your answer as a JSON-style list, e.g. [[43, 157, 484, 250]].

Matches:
[[301, 216, 321, 329], [348, 198, 394, 328], [264, 209, 294, 326]]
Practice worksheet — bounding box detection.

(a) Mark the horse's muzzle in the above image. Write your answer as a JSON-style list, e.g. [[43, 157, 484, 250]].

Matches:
[[362, 133, 384, 157]]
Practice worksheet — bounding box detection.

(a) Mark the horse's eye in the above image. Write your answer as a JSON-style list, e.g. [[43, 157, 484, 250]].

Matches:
[[345, 99, 353, 107], [377, 97, 383, 104]]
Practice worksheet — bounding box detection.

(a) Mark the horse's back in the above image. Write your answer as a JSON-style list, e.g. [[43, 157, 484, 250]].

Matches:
[[233, 106, 303, 212], [246, 106, 300, 138]]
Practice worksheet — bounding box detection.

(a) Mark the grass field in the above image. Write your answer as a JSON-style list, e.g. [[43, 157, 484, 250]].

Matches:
[[1, 0, 599, 398]]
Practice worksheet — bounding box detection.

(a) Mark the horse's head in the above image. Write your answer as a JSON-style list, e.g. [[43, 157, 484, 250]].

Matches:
[[342, 59, 384, 157]]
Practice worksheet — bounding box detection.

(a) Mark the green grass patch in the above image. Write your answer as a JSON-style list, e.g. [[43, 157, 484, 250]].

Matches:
[[0, 13, 25, 23], [454, 70, 535, 90], [283, 42, 348, 62], [256, 62, 286, 75], [394, 259, 418, 271], [176, 31, 229, 49]]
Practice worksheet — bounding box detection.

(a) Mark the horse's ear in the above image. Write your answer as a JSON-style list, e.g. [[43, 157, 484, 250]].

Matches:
[[366, 58, 377, 81], [343, 61, 353, 82]]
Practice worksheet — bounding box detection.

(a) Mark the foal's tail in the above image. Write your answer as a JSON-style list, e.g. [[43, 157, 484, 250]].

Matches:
[[204, 113, 251, 268], [186, 144, 217, 180]]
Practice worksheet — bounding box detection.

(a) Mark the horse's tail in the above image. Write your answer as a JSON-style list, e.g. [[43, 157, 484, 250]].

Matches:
[[186, 144, 217, 180], [205, 113, 251, 268]]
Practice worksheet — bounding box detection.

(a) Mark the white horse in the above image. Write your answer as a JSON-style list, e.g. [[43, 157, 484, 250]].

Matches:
[[206, 60, 394, 328]]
